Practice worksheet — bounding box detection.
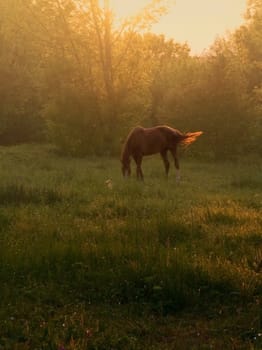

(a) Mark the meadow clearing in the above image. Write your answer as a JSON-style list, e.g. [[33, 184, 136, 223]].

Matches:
[[0, 144, 261, 349]]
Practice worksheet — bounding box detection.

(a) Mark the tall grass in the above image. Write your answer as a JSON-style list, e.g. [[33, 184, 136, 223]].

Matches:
[[0, 144, 261, 349]]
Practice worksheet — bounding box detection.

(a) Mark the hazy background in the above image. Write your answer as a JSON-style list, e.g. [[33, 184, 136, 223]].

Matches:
[[0, 0, 261, 158]]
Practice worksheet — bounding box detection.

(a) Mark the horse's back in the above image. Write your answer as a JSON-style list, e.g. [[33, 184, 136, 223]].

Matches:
[[128, 126, 169, 155], [126, 126, 144, 142], [155, 125, 182, 137], [124, 125, 183, 156]]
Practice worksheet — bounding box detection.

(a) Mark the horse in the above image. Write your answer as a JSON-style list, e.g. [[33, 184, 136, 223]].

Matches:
[[121, 125, 203, 181]]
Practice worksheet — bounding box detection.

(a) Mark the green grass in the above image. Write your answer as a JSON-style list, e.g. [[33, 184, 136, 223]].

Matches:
[[0, 144, 262, 349]]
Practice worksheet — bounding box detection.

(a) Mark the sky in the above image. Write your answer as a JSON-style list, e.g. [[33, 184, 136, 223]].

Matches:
[[110, 0, 247, 55]]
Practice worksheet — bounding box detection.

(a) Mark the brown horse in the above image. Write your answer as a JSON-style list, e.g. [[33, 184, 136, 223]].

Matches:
[[121, 125, 203, 181]]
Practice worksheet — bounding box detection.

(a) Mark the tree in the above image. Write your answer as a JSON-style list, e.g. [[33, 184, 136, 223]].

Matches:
[[41, 0, 173, 154], [0, 0, 45, 144]]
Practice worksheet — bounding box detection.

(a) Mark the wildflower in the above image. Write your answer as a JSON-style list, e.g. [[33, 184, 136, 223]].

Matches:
[[105, 179, 113, 190], [86, 329, 93, 337]]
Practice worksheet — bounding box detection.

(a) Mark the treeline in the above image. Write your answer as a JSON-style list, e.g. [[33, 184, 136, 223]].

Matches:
[[0, 0, 261, 158]]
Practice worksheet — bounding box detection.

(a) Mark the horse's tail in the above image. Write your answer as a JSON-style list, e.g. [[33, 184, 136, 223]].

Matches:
[[179, 131, 203, 147]]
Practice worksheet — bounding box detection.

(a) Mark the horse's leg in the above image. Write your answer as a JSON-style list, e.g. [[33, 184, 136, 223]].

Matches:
[[171, 148, 180, 182], [137, 158, 144, 181], [127, 164, 131, 176], [133, 154, 144, 181], [160, 150, 170, 177]]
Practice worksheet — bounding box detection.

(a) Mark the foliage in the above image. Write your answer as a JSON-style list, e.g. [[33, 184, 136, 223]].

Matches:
[[0, 0, 261, 157]]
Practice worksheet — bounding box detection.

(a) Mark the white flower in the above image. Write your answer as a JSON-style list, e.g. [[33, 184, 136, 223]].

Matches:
[[105, 179, 113, 190]]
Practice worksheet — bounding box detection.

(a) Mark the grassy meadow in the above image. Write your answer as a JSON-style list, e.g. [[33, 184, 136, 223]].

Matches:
[[0, 144, 262, 350]]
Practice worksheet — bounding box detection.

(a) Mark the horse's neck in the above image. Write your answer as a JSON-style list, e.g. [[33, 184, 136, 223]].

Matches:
[[121, 144, 130, 162]]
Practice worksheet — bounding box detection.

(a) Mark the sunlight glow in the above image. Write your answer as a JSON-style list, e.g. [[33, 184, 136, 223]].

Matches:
[[110, 0, 247, 54]]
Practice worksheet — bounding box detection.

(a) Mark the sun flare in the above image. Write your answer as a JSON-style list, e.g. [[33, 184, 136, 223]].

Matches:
[[109, 0, 246, 54]]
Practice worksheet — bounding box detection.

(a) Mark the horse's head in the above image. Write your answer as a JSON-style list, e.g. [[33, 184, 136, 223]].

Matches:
[[121, 158, 131, 177]]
